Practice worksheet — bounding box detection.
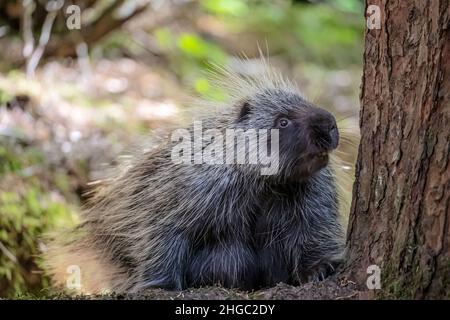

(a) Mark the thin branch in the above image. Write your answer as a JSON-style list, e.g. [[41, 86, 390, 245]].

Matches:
[[26, 1, 64, 78], [22, 0, 36, 58], [45, 1, 151, 58]]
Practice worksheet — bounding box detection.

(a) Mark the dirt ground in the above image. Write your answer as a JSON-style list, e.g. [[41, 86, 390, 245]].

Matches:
[[56, 278, 361, 300]]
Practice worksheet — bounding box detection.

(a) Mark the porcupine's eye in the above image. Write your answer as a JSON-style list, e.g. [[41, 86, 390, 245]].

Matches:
[[277, 117, 291, 128]]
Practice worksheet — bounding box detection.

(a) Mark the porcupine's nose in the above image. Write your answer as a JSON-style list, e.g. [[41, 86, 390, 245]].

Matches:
[[309, 108, 339, 151]]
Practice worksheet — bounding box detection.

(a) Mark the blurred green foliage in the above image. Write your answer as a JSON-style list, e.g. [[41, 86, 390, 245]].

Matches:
[[150, 0, 363, 100], [0, 142, 77, 297], [153, 28, 228, 100], [0, 88, 13, 106], [200, 0, 363, 66], [201, 0, 250, 16], [96, 0, 363, 100]]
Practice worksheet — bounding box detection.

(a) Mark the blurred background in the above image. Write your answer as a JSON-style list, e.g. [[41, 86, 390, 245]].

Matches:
[[0, 0, 363, 298]]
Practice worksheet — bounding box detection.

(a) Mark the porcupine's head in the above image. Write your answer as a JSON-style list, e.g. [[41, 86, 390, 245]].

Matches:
[[216, 63, 340, 182]]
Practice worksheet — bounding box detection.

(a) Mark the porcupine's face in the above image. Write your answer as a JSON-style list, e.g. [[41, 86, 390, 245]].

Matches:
[[236, 88, 339, 181]]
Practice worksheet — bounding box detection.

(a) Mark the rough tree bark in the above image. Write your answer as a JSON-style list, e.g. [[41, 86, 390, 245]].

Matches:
[[344, 0, 450, 298]]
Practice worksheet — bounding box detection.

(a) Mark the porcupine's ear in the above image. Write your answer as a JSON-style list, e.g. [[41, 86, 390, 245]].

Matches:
[[236, 100, 251, 122]]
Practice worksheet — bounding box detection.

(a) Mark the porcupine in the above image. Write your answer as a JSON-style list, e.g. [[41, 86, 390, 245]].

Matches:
[[45, 62, 349, 294]]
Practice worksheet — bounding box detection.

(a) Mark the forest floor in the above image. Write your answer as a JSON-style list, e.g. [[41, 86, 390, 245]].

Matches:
[[46, 279, 361, 300]]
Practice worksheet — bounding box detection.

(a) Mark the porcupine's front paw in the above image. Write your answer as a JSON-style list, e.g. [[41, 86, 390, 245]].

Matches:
[[305, 261, 340, 283]]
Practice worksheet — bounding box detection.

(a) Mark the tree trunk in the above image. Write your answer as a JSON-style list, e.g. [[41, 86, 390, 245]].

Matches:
[[344, 0, 450, 299]]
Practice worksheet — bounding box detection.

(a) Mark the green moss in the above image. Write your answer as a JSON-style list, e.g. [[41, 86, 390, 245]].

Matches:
[[0, 140, 77, 298], [378, 258, 425, 299]]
